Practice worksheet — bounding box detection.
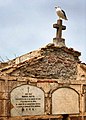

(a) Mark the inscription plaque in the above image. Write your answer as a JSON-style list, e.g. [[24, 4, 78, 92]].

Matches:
[[11, 85, 44, 116], [52, 87, 79, 114]]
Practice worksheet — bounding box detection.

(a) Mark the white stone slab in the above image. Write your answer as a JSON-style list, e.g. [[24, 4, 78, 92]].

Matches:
[[11, 85, 45, 116], [52, 87, 79, 114]]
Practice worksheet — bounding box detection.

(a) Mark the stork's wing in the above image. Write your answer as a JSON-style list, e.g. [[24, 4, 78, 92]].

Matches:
[[61, 9, 67, 19]]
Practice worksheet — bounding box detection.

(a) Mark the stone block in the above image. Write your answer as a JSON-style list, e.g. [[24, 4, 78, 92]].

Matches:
[[0, 100, 9, 116], [0, 92, 9, 100], [0, 81, 5, 92]]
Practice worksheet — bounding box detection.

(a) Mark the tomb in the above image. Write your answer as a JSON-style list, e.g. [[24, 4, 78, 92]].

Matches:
[[0, 19, 86, 120]]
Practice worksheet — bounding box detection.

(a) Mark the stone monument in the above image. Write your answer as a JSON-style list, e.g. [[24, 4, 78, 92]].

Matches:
[[0, 18, 86, 120]]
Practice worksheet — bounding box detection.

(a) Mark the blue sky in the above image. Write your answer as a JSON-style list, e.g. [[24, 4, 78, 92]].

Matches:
[[0, 0, 86, 63]]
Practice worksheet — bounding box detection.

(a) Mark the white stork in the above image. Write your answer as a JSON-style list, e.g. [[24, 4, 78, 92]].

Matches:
[[55, 6, 68, 20]]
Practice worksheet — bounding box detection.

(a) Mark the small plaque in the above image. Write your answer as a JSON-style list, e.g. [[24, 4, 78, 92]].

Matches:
[[11, 85, 44, 116]]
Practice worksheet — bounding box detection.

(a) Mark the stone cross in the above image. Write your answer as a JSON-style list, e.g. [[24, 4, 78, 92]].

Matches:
[[53, 19, 66, 47]]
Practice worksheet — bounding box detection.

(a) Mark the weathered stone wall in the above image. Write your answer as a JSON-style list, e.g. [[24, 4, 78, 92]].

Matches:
[[0, 75, 86, 120], [6, 46, 79, 81], [10, 55, 77, 80]]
